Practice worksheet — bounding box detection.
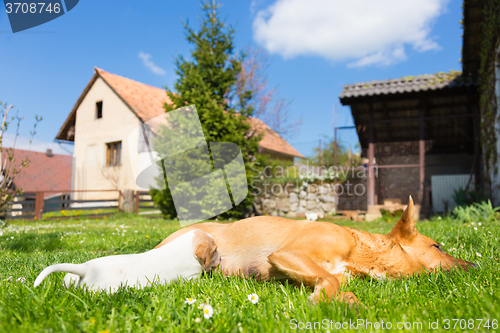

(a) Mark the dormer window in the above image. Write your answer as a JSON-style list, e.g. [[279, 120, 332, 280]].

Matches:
[[96, 101, 103, 119]]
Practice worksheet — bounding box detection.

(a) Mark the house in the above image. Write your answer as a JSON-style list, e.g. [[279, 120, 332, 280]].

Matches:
[[4, 148, 73, 196], [2, 149, 73, 215], [55, 68, 303, 199], [339, 0, 500, 213]]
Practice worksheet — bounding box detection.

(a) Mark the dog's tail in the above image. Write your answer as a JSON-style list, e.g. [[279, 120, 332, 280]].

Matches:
[[34, 263, 87, 288]]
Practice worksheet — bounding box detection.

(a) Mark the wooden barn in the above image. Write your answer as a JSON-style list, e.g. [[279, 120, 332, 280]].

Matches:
[[338, 0, 497, 215]]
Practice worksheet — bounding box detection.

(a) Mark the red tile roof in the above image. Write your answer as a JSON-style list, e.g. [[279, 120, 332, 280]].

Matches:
[[95, 68, 173, 123], [248, 117, 303, 158], [60, 68, 302, 158], [2, 149, 72, 197]]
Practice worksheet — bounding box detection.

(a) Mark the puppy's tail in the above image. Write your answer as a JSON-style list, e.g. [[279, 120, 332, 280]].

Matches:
[[34, 263, 87, 288]]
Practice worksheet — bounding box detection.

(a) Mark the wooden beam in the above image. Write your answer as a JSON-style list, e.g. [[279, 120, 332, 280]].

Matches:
[[368, 143, 375, 206], [367, 101, 375, 206], [472, 101, 482, 190], [419, 99, 426, 206], [134, 191, 140, 214], [35, 192, 44, 220]]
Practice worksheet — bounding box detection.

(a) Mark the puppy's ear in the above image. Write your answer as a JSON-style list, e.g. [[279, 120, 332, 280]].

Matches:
[[193, 231, 212, 268], [195, 242, 211, 268], [389, 196, 417, 241], [207, 237, 220, 270]]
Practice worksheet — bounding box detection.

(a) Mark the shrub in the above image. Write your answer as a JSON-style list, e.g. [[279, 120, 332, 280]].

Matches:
[[452, 186, 487, 207], [453, 200, 500, 223]]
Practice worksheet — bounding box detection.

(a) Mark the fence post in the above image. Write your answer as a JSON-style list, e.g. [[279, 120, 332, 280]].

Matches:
[[134, 191, 139, 214], [118, 191, 123, 213], [35, 192, 44, 220]]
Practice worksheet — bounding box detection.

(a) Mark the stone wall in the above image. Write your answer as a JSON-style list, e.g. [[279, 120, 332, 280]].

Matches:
[[254, 183, 338, 218]]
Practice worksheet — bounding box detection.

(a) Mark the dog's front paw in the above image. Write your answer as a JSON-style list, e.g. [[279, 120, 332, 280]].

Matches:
[[340, 292, 366, 310], [307, 290, 364, 309], [307, 293, 318, 304], [308, 287, 335, 304]]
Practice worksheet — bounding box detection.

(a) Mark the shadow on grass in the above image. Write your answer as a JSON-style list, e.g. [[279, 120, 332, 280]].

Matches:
[[5, 232, 63, 252]]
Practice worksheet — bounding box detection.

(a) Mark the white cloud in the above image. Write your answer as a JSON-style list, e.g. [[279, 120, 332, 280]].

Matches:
[[252, 0, 449, 66], [139, 52, 167, 76]]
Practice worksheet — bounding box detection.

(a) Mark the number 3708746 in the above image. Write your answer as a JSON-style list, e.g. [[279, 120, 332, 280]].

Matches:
[[5, 3, 61, 14], [443, 319, 498, 330]]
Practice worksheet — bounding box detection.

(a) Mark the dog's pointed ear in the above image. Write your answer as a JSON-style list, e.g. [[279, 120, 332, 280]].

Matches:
[[389, 196, 417, 241]]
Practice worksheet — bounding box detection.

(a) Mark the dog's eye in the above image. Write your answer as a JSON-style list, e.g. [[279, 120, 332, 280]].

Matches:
[[432, 244, 442, 251]]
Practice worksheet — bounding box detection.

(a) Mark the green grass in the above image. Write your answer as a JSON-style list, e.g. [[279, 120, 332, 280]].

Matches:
[[0, 214, 499, 332], [42, 208, 118, 219]]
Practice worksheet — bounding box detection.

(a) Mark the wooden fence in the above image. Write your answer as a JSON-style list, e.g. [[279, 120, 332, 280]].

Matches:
[[133, 191, 161, 216], [4, 189, 160, 220]]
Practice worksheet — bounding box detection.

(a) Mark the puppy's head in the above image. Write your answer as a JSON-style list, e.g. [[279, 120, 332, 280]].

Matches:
[[192, 230, 221, 272]]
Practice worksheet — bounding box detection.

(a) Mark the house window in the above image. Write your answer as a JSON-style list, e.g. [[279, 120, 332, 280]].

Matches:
[[96, 101, 103, 119], [106, 141, 121, 166]]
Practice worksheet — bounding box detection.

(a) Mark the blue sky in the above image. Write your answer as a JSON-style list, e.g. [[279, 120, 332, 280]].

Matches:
[[0, 0, 462, 157]]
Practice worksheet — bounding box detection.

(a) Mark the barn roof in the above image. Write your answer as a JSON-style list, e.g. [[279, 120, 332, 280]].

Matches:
[[339, 71, 476, 99]]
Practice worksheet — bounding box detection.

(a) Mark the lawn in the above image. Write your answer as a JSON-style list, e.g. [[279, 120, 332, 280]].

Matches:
[[0, 214, 498, 332]]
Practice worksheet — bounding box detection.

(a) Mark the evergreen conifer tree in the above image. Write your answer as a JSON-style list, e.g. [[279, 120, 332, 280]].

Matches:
[[151, 1, 261, 219]]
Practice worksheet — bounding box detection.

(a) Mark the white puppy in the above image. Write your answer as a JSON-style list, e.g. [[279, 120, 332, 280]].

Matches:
[[34, 230, 220, 293], [305, 211, 324, 221]]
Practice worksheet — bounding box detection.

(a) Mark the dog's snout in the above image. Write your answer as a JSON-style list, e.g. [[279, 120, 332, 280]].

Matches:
[[458, 260, 477, 272], [468, 261, 478, 269]]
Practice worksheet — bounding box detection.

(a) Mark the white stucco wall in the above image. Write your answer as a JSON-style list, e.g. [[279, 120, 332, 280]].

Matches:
[[73, 77, 141, 200]]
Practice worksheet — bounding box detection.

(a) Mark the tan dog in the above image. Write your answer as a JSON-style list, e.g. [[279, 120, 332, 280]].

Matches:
[[155, 197, 474, 304]]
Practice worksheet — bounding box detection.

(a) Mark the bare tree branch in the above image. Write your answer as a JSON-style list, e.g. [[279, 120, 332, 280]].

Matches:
[[235, 46, 302, 139], [0, 102, 42, 221]]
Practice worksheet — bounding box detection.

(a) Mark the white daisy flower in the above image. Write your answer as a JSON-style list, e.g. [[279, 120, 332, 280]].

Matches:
[[476, 252, 482, 257], [185, 297, 196, 305], [248, 293, 259, 304], [16, 277, 26, 283], [198, 303, 205, 310], [474, 227, 478, 231], [202, 304, 213, 319], [194, 318, 201, 323]]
